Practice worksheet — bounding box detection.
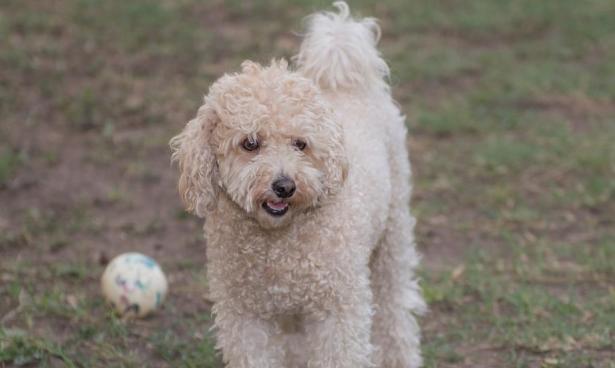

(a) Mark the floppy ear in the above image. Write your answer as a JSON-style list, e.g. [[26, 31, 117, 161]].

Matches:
[[324, 135, 349, 195], [170, 103, 219, 217], [321, 114, 349, 196]]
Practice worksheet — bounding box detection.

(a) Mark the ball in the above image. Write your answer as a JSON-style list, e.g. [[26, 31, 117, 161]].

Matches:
[[101, 252, 168, 318]]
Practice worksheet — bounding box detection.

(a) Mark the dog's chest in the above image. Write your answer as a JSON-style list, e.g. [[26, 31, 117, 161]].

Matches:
[[207, 237, 340, 318], [205, 201, 355, 318], [240, 248, 336, 316]]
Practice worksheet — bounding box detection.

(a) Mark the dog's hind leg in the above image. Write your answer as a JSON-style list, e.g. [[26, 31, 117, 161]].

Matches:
[[369, 123, 426, 368], [369, 213, 425, 368]]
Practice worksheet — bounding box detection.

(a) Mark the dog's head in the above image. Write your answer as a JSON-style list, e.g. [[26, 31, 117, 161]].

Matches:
[[170, 60, 348, 228]]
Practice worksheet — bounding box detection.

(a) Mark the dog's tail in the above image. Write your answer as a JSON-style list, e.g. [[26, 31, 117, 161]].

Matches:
[[295, 1, 390, 93]]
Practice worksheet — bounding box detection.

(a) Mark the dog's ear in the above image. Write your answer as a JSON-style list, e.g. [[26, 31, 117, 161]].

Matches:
[[321, 116, 349, 196], [325, 139, 349, 195], [170, 103, 219, 217]]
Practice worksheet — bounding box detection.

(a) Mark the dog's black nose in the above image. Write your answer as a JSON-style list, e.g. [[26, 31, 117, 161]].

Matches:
[[272, 177, 296, 198]]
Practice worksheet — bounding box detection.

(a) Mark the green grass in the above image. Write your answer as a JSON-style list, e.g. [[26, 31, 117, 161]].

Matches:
[[421, 237, 615, 367], [0, 261, 218, 367], [1, 0, 614, 366], [0, 328, 78, 368], [0, 148, 23, 187]]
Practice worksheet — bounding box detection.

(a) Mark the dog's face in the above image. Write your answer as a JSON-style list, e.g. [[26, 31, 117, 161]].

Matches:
[[171, 61, 347, 228]]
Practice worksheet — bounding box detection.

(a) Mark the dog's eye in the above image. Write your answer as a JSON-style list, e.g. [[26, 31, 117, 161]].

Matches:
[[292, 139, 307, 151], [241, 137, 259, 151]]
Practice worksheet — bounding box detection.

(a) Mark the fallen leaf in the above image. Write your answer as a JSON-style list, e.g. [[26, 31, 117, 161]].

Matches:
[[451, 265, 465, 281]]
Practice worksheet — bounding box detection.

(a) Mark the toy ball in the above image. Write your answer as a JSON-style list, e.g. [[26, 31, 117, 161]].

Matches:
[[101, 252, 168, 318]]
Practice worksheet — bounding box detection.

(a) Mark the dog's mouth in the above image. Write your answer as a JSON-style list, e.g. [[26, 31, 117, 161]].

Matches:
[[262, 200, 289, 216]]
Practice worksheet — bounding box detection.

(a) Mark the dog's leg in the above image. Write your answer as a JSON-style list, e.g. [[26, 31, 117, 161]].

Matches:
[[213, 307, 285, 368], [369, 123, 427, 368], [304, 273, 374, 368], [370, 212, 425, 368]]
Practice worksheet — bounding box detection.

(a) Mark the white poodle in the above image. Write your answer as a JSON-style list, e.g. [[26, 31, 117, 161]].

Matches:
[[170, 2, 426, 367]]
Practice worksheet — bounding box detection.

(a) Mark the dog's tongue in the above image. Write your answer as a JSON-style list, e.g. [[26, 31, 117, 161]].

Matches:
[[267, 200, 288, 210]]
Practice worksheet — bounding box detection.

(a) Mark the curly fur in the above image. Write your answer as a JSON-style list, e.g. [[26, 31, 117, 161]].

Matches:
[[295, 1, 390, 93], [171, 2, 426, 367]]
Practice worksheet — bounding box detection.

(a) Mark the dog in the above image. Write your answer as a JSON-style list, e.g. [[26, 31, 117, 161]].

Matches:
[[170, 2, 426, 367]]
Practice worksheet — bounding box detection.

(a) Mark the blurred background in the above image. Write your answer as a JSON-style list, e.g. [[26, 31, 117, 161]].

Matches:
[[1, 1, 613, 367]]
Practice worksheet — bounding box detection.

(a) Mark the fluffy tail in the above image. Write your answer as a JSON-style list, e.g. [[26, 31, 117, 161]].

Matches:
[[295, 1, 390, 93]]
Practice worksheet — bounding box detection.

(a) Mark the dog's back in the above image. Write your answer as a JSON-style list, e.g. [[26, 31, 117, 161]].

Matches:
[[298, 4, 426, 367], [296, 1, 406, 244]]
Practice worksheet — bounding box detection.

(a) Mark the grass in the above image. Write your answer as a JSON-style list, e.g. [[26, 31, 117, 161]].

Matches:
[[1, 0, 614, 367], [0, 147, 24, 188], [0, 328, 77, 367], [0, 259, 216, 367], [421, 237, 614, 367]]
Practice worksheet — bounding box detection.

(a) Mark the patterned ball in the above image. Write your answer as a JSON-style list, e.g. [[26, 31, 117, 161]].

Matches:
[[101, 252, 168, 318]]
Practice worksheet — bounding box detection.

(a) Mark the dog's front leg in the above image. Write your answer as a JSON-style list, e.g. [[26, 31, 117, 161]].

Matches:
[[304, 276, 374, 368], [214, 307, 285, 368]]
